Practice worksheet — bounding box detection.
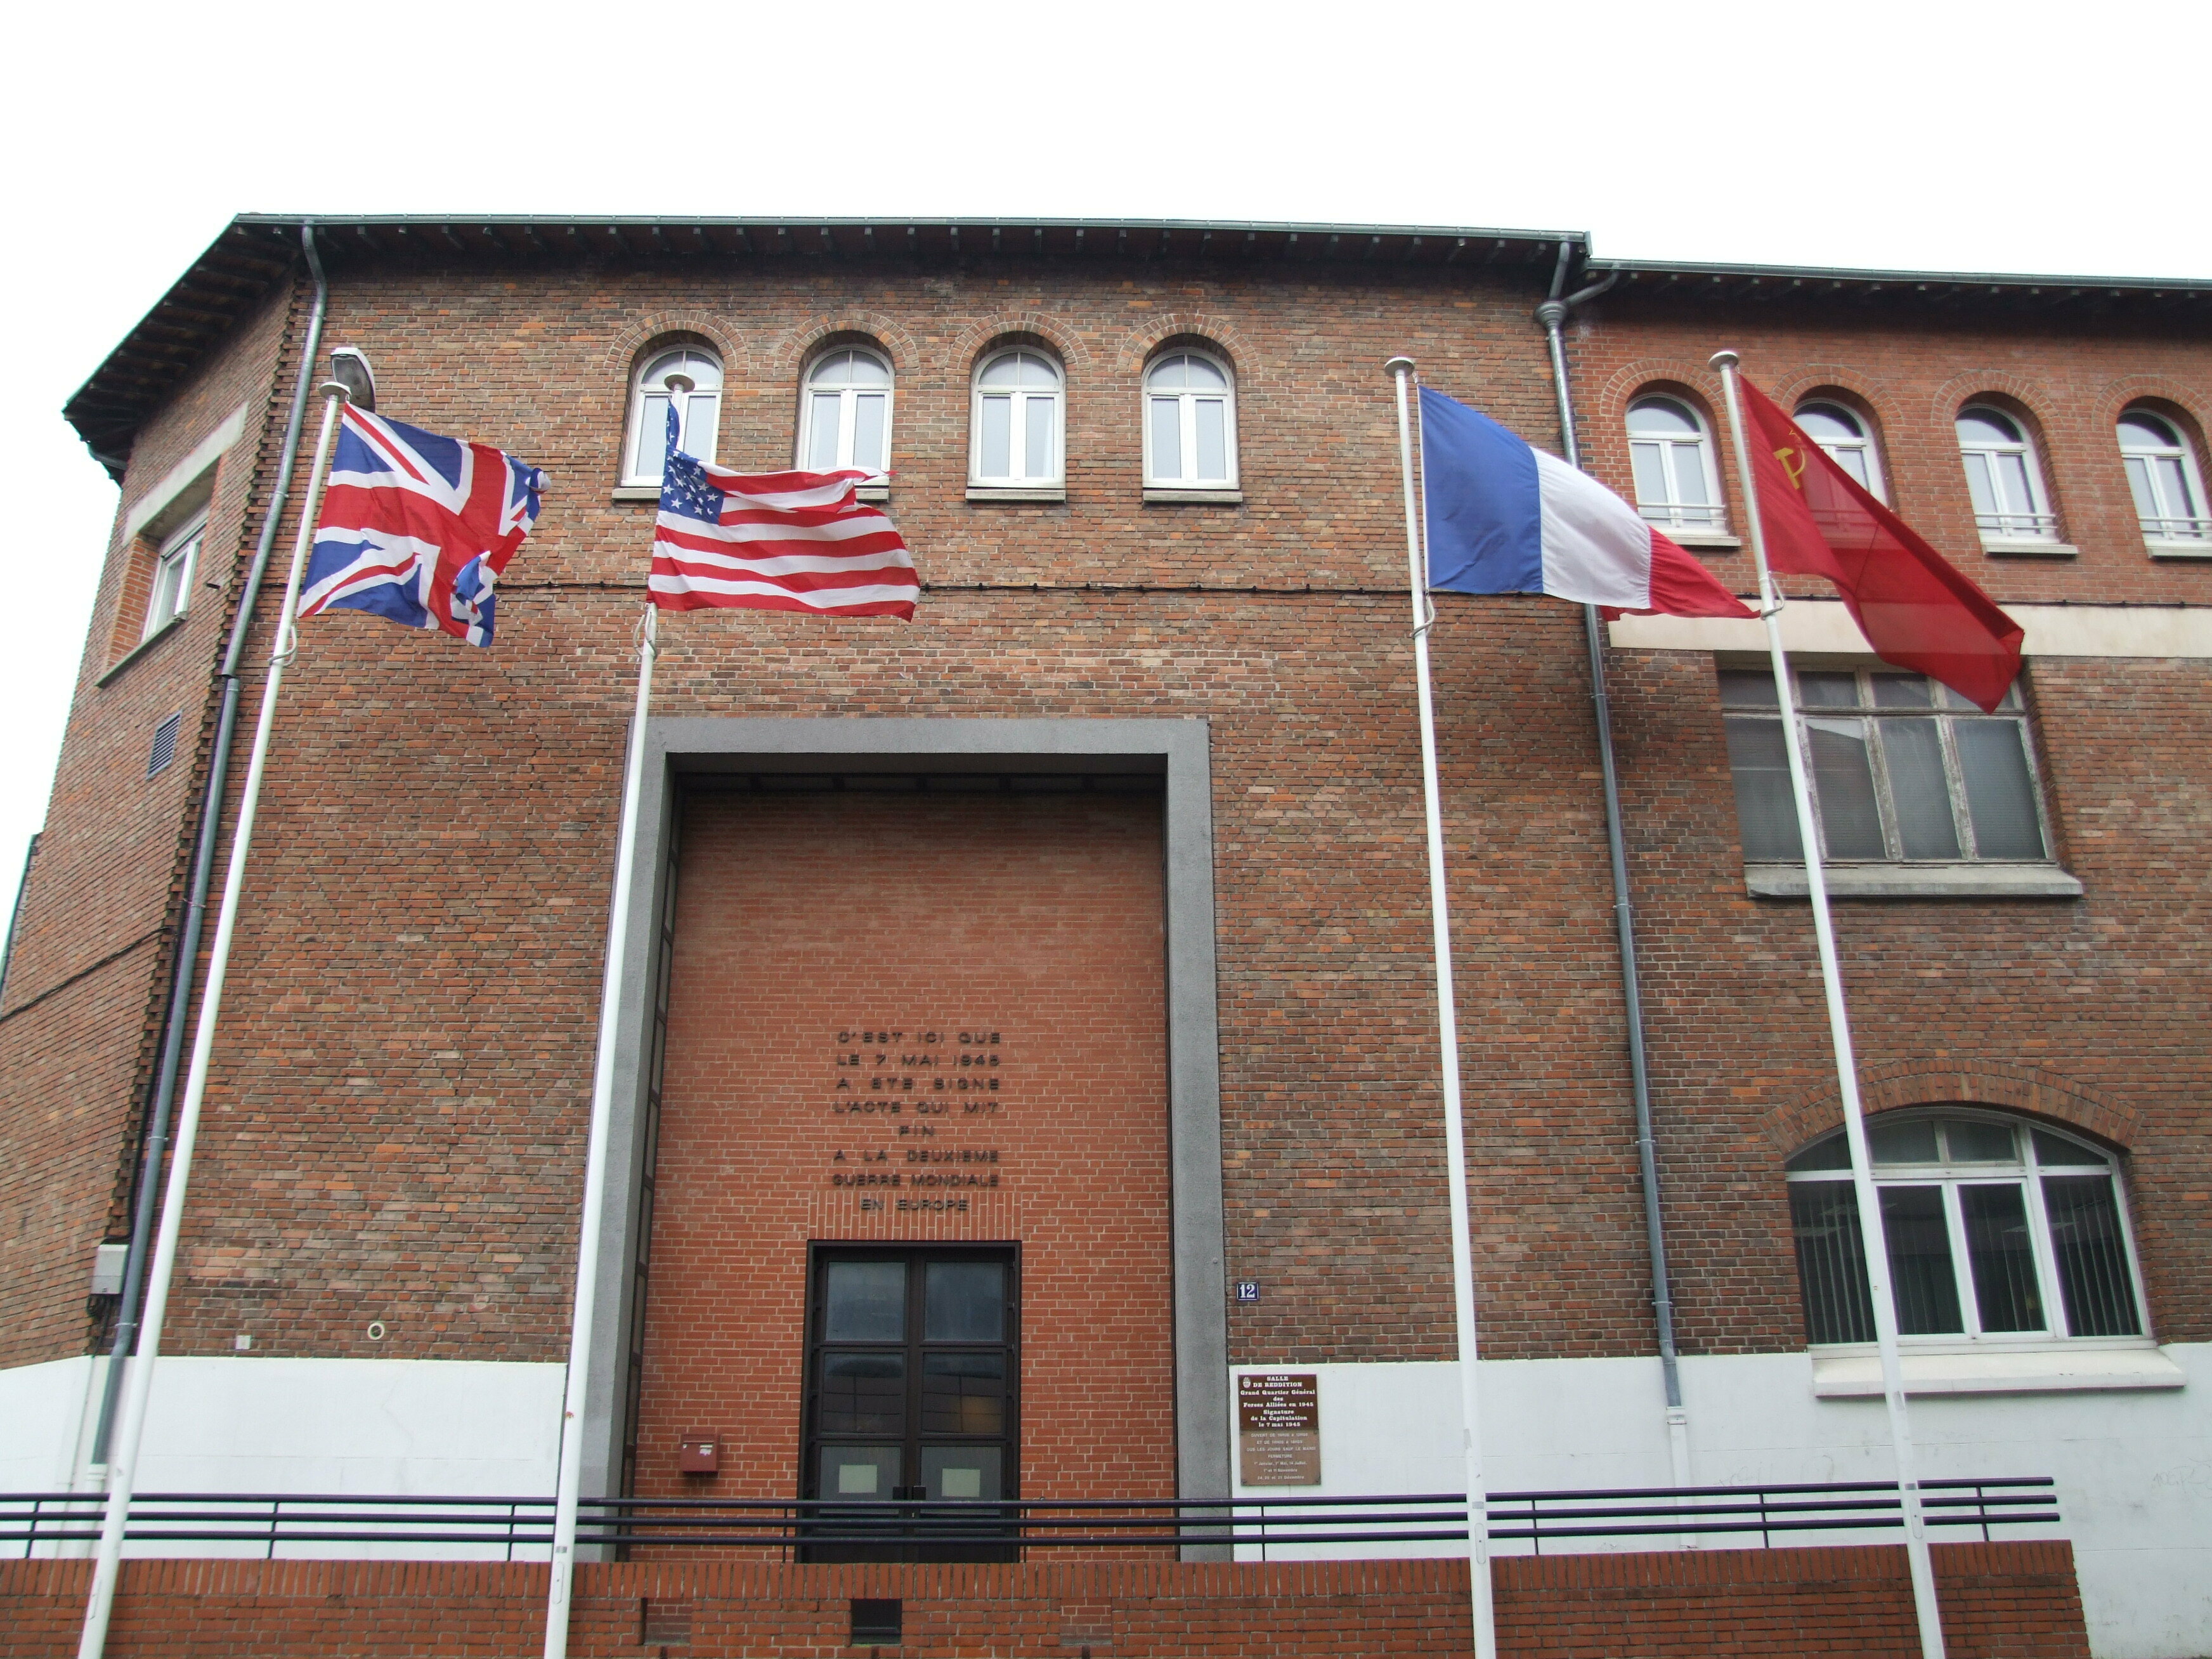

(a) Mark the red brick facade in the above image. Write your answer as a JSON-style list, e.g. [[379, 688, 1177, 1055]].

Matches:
[[0, 1543, 2092, 1657], [4, 223, 2208, 1463], [632, 788, 1174, 1502]]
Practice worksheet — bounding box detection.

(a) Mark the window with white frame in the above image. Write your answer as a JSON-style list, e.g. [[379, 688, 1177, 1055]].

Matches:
[[623, 347, 723, 486], [1786, 1111, 2144, 1347], [1721, 666, 2051, 865], [1955, 405, 2055, 540], [970, 350, 1063, 486], [799, 348, 893, 479], [1626, 395, 1722, 531], [1143, 350, 1236, 488], [2116, 409, 2211, 543], [1795, 401, 1886, 500], [144, 510, 206, 639]]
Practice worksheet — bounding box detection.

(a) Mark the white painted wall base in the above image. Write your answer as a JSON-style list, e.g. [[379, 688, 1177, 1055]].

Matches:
[[0, 1355, 564, 1560], [1228, 1348, 2210, 1659], [3, 1349, 2202, 1654]]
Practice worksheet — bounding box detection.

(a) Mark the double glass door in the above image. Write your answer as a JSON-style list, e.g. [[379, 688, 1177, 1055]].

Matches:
[[802, 1247, 1018, 1561]]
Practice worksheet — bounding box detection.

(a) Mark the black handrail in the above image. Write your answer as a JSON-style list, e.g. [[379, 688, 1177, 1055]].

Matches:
[[2, 1478, 2056, 1558]]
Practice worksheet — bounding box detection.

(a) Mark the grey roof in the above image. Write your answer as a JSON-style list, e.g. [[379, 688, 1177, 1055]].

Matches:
[[63, 214, 2212, 477]]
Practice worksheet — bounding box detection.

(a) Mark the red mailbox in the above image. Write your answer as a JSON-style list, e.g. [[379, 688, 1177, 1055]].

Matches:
[[677, 1432, 719, 1475]]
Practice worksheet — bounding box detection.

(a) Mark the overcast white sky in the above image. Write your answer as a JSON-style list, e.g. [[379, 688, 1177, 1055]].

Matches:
[[2, 0, 2204, 928]]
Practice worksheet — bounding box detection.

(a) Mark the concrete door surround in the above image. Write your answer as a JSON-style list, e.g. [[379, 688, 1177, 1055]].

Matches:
[[578, 718, 1228, 1526]]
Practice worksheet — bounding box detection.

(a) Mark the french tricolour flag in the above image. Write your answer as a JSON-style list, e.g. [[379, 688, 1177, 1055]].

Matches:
[[1420, 387, 1754, 619]]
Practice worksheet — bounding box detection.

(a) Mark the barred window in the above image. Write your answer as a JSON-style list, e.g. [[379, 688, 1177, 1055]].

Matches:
[[1721, 666, 2051, 866], [1795, 402, 1885, 502], [1956, 405, 2057, 541], [800, 349, 893, 479], [1627, 395, 1722, 532], [624, 348, 722, 486], [2116, 410, 2211, 544], [1786, 1112, 2145, 1347]]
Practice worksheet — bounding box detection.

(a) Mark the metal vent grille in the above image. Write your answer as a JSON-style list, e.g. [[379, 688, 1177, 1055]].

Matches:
[[147, 712, 182, 779]]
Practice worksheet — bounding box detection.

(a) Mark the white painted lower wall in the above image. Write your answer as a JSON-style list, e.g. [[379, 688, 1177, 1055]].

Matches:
[[0, 1355, 564, 1560], [3, 1349, 2203, 1655], [1230, 1348, 2211, 1659]]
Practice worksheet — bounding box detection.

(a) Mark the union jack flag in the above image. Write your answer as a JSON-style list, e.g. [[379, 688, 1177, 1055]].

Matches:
[[650, 413, 917, 618], [297, 406, 546, 647]]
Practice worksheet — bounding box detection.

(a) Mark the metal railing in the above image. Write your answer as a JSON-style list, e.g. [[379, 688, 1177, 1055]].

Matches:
[[2, 1478, 2056, 1559], [2140, 513, 2212, 540]]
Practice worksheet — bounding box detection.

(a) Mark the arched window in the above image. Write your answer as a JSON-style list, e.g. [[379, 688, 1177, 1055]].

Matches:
[[1143, 349, 1237, 488], [1955, 405, 2055, 541], [624, 347, 722, 486], [1625, 395, 1721, 531], [971, 349, 1063, 487], [2116, 409, 2211, 543], [1786, 1110, 2144, 1346], [799, 348, 893, 479], [1796, 401, 1885, 500]]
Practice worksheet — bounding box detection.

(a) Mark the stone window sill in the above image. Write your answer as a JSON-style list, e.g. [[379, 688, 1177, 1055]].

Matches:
[[966, 486, 1065, 504], [1811, 1344, 2184, 1398], [1745, 862, 2083, 899], [2146, 540, 2212, 560], [618, 483, 890, 504], [96, 614, 185, 687], [1981, 538, 2079, 558], [1665, 531, 1741, 551], [1143, 488, 1243, 505]]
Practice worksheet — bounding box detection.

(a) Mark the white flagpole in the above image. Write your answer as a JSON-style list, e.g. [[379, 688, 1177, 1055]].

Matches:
[[1385, 356, 1495, 1659], [544, 602, 658, 1659], [1710, 350, 1946, 1659], [77, 381, 353, 1659]]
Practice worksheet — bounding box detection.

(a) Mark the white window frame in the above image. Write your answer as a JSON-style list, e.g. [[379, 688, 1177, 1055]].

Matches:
[[968, 349, 1064, 488], [1719, 662, 2057, 868], [2116, 408, 2212, 547], [1786, 1109, 2150, 1351], [1142, 348, 1239, 490], [144, 509, 206, 639], [1625, 394, 1724, 533], [1795, 400, 1887, 502], [1956, 403, 2057, 542], [797, 348, 894, 482], [623, 347, 723, 487]]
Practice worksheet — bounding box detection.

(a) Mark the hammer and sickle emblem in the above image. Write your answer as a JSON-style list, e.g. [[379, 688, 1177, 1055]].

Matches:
[[1776, 445, 1807, 489]]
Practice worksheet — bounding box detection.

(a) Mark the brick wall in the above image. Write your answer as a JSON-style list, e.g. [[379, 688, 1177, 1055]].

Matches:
[[631, 788, 1174, 1502], [4, 246, 2208, 1387], [0, 276, 297, 1369], [0, 1542, 2092, 1656]]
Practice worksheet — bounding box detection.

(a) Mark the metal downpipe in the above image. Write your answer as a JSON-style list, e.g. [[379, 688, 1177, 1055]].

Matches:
[[1534, 271, 1690, 1481], [88, 222, 330, 1469]]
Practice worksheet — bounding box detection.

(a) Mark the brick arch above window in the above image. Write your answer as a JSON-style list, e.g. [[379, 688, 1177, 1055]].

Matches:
[[944, 313, 1091, 377], [597, 316, 745, 388], [1111, 315, 1258, 384], [2090, 375, 2212, 438], [1926, 371, 2062, 433], [767, 313, 921, 380], [1760, 1062, 2136, 1158]]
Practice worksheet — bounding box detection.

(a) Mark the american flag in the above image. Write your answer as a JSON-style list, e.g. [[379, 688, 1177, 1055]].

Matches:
[[651, 439, 918, 619], [297, 405, 544, 647]]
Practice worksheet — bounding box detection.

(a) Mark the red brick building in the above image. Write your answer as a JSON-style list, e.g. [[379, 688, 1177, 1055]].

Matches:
[[0, 217, 2205, 1656]]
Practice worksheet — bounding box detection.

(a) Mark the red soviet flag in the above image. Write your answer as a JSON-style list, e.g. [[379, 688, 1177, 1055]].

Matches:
[[1738, 377, 2024, 712]]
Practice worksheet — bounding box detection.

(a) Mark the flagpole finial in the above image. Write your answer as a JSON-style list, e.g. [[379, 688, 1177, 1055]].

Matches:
[[317, 381, 353, 405], [1708, 349, 1741, 372], [1384, 355, 1415, 377]]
